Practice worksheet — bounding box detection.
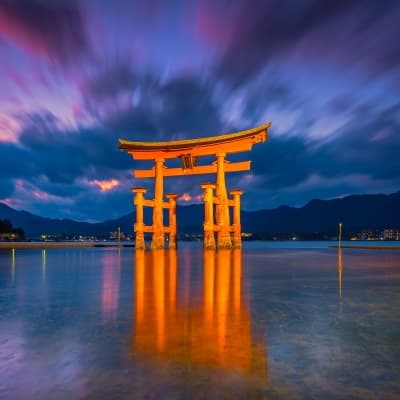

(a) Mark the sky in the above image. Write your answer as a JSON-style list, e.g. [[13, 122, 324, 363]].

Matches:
[[0, 0, 399, 222]]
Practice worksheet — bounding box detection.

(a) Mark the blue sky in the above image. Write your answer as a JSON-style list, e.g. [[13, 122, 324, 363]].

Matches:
[[0, 0, 399, 221]]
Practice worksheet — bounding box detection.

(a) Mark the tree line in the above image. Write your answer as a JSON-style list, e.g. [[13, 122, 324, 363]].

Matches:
[[0, 219, 25, 239]]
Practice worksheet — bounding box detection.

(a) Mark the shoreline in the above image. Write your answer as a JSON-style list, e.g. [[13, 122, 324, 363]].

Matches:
[[329, 245, 400, 251], [1, 242, 399, 251], [0, 242, 134, 249]]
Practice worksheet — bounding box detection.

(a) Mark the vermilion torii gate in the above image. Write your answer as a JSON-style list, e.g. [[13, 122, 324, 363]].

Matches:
[[119, 122, 270, 250]]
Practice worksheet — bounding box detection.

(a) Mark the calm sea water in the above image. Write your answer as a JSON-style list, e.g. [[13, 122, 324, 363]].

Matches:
[[0, 242, 399, 399]]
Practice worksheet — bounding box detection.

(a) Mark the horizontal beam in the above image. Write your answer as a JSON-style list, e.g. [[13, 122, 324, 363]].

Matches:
[[130, 140, 258, 160], [143, 199, 154, 207], [140, 225, 238, 233], [143, 200, 170, 208], [136, 225, 173, 233], [134, 161, 251, 179], [120, 122, 270, 160]]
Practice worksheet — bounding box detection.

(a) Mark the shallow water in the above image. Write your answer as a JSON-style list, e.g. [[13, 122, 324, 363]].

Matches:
[[0, 243, 399, 399]]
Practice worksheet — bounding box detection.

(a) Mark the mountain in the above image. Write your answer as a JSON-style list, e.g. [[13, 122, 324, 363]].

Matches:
[[241, 191, 400, 234], [1, 191, 399, 238], [0, 203, 103, 237]]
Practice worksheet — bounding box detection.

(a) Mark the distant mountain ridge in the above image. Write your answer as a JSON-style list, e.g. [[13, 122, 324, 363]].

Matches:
[[241, 191, 400, 234], [0, 191, 399, 238]]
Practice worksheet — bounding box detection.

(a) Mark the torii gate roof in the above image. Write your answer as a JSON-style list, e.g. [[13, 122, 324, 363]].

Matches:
[[119, 122, 270, 160]]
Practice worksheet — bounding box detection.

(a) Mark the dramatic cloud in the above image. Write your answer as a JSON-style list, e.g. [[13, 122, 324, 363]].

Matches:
[[0, 0, 89, 64], [91, 179, 120, 192], [0, 0, 399, 221], [215, 0, 400, 86]]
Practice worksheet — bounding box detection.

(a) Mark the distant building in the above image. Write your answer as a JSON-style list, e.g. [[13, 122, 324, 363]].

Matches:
[[0, 232, 18, 240], [0, 219, 25, 240], [383, 229, 399, 240]]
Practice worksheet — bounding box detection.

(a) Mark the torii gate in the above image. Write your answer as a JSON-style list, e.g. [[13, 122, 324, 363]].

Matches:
[[119, 122, 270, 250]]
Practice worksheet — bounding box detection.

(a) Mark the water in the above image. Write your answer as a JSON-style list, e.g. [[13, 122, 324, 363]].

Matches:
[[0, 243, 399, 399]]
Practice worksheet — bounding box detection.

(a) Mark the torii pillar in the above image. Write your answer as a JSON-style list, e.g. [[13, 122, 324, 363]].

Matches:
[[230, 189, 243, 249], [216, 153, 232, 249], [166, 193, 178, 249], [151, 158, 165, 249], [132, 187, 147, 250], [201, 183, 216, 250]]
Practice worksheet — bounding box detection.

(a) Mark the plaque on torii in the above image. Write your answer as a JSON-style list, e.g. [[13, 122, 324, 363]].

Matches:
[[119, 122, 270, 250]]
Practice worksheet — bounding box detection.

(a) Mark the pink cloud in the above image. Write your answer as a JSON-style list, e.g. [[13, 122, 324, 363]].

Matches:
[[32, 190, 50, 200], [193, 3, 235, 49], [0, 114, 21, 143], [2, 198, 17, 208], [71, 100, 84, 119], [370, 128, 392, 143], [2, 63, 29, 93], [0, 10, 49, 59], [0, 1, 89, 64], [34, 69, 52, 89]]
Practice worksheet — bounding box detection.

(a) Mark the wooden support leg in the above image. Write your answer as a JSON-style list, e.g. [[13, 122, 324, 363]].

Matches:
[[166, 193, 178, 249], [132, 187, 147, 250], [230, 190, 243, 249], [201, 183, 216, 250], [216, 153, 232, 249], [151, 158, 165, 249]]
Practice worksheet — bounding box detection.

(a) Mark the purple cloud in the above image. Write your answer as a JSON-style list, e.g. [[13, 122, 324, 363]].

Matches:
[[0, 0, 399, 221], [0, 0, 89, 64], [215, 0, 400, 86]]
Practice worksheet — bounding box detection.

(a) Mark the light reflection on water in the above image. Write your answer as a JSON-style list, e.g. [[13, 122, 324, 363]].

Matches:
[[133, 249, 266, 383], [0, 244, 399, 399], [102, 249, 121, 322]]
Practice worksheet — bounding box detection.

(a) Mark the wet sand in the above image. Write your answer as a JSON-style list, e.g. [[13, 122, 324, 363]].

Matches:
[[0, 242, 134, 249]]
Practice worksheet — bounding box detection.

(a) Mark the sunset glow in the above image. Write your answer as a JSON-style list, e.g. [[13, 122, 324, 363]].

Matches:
[[179, 193, 203, 203], [180, 193, 192, 202], [92, 179, 119, 192]]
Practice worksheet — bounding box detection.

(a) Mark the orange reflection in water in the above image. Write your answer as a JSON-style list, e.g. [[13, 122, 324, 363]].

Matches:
[[102, 250, 121, 322], [338, 248, 343, 315], [338, 248, 343, 300], [133, 248, 267, 378]]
